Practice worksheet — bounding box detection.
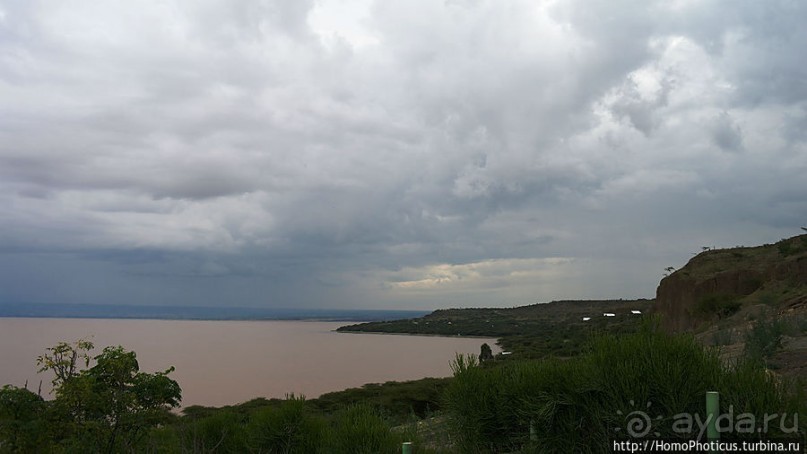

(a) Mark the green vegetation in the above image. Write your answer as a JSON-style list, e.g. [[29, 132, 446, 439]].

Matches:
[[339, 299, 651, 336], [692, 294, 742, 320], [777, 236, 807, 257], [312, 378, 449, 424], [0, 340, 180, 453], [444, 320, 806, 453], [149, 395, 418, 453], [0, 385, 46, 453], [326, 403, 411, 453], [744, 312, 786, 362], [339, 299, 651, 359]]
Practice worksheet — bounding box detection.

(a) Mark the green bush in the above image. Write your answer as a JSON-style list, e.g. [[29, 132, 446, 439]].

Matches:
[[313, 378, 449, 424], [776, 236, 807, 256], [326, 403, 402, 454], [179, 411, 248, 453], [444, 320, 805, 453], [246, 395, 326, 453], [0, 385, 49, 453], [719, 359, 804, 430], [744, 313, 785, 361], [757, 292, 779, 307], [444, 353, 526, 451], [692, 294, 742, 320]]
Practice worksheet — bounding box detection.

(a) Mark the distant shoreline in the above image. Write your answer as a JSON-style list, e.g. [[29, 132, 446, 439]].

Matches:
[[0, 315, 378, 323], [0, 303, 429, 323], [335, 329, 501, 341]]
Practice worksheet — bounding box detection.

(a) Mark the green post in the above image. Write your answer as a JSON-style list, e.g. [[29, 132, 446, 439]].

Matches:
[[402, 441, 413, 454], [706, 391, 719, 446]]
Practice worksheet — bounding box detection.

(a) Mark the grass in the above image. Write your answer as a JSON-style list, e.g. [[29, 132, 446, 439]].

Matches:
[[156, 396, 420, 453], [777, 236, 807, 257], [326, 404, 407, 454], [313, 378, 450, 424], [744, 312, 786, 362], [443, 318, 806, 453]]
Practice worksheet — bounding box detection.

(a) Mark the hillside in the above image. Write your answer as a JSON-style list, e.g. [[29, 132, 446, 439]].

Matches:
[[338, 299, 653, 358], [654, 233, 807, 379]]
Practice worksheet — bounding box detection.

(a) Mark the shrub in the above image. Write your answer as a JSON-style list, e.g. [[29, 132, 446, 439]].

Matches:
[[718, 359, 804, 435], [0, 385, 49, 452], [179, 411, 248, 453], [757, 292, 779, 307], [744, 313, 785, 361], [325, 403, 402, 454], [246, 395, 326, 453], [692, 294, 741, 320], [777, 237, 807, 257], [313, 378, 450, 424], [444, 320, 805, 452]]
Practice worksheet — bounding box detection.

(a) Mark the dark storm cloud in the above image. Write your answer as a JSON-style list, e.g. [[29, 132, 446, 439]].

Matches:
[[0, 0, 805, 309]]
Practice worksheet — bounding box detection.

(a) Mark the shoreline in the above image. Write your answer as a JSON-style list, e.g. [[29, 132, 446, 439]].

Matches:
[[335, 329, 502, 342], [0, 315, 374, 323]]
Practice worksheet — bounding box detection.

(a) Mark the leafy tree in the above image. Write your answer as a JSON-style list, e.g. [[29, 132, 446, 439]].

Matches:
[[0, 385, 48, 452], [36, 338, 94, 388], [39, 342, 181, 453]]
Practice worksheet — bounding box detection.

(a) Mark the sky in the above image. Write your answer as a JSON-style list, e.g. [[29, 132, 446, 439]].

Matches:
[[0, 0, 805, 311]]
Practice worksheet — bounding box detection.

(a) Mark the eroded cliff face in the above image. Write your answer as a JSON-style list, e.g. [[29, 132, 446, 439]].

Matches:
[[655, 235, 807, 332]]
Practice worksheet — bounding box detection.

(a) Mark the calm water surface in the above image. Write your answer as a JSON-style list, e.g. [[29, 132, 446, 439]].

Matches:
[[0, 318, 498, 407]]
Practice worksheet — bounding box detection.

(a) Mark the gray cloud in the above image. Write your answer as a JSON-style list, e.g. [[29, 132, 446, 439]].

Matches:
[[711, 111, 743, 151], [0, 0, 805, 310]]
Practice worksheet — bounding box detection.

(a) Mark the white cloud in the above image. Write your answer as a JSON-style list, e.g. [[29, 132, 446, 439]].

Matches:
[[382, 257, 575, 294], [0, 0, 805, 309]]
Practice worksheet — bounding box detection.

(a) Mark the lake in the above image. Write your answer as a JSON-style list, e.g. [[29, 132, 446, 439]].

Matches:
[[0, 318, 498, 408]]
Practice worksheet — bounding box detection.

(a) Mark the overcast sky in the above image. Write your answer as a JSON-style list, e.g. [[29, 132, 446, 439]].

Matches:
[[0, 0, 805, 311]]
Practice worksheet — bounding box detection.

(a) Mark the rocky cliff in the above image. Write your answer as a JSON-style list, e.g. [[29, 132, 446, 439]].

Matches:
[[655, 234, 807, 332]]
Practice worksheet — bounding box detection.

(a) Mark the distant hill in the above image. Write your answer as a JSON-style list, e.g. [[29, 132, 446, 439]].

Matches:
[[338, 299, 653, 358], [339, 299, 652, 337]]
